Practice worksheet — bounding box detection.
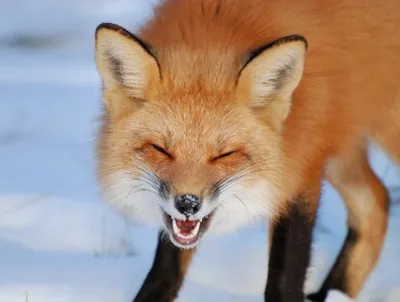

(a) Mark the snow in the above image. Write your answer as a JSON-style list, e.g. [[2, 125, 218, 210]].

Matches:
[[0, 1, 399, 301]]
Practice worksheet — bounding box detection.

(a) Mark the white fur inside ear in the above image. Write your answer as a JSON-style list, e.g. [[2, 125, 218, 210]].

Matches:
[[95, 26, 160, 99], [237, 39, 306, 110], [248, 41, 306, 106], [99, 37, 146, 87], [236, 38, 306, 128]]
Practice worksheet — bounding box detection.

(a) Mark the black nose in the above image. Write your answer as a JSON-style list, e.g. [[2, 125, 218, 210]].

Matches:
[[175, 194, 201, 217]]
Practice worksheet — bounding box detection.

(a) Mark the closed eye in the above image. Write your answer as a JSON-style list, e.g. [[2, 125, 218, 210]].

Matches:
[[151, 144, 173, 159], [212, 150, 237, 161]]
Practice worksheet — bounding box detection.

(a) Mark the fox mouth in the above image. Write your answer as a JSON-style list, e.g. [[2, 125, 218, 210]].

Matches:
[[164, 213, 212, 248]]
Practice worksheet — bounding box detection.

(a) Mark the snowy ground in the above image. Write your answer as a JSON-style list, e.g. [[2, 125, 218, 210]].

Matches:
[[1, 1, 400, 302]]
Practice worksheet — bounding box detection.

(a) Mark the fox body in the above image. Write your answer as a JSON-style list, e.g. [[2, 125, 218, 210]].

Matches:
[[95, 0, 400, 301]]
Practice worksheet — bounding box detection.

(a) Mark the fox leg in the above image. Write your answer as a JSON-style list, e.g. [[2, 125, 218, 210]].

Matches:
[[308, 145, 389, 301], [265, 189, 320, 302], [133, 231, 195, 302]]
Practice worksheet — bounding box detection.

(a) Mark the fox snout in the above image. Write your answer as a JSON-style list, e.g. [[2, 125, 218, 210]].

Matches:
[[174, 194, 202, 217]]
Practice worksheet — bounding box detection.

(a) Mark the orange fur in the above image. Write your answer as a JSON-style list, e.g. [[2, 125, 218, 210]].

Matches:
[[99, 0, 400, 208], [96, 0, 400, 298]]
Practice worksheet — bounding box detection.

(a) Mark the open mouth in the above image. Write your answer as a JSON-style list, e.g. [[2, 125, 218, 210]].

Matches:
[[164, 213, 212, 248]]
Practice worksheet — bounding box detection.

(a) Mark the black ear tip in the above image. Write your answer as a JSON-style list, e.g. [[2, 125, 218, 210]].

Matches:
[[294, 35, 308, 49], [95, 22, 130, 39], [96, 22, 117, 33], [280, 35, 308, 50]]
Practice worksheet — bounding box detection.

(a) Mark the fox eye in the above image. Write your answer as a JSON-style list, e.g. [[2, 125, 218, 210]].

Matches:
[[151, 144, 173, 159], [212, 150, 236, 161]]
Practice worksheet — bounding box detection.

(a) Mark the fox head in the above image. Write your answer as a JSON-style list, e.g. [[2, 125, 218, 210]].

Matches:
[[95, 23, 307, 248]]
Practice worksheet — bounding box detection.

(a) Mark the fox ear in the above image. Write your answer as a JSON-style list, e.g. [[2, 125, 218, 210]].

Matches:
[[236, 35, 307, 129], [95, 23, 160, 114]]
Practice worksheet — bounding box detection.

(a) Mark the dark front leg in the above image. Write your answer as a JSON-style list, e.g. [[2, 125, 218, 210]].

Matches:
[[265, 196, 318, 302], [134, 231, 195, 302]]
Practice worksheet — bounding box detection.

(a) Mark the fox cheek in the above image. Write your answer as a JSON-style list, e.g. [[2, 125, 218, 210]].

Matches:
[[208, 183, 221, 201], [159, 181, 171, 200]]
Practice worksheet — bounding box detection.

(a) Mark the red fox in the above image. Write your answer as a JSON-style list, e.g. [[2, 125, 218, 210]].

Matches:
[[94, 0, 400, 301]]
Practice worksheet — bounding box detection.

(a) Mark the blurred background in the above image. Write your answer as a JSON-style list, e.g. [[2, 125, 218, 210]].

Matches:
[[0, 1, 399, 301]]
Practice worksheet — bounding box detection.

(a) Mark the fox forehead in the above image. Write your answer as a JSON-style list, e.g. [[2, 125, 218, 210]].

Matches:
[[130, 93, 253, 148], [154, 47, 242, 91]]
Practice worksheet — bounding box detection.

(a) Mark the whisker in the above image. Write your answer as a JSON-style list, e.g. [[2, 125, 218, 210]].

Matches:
[[138, 172, 162, 190], [124, 182, 160, 208], [150, 199, 164, 206], [217, 168, 260, 194], [124, 185, 142, 206], [233, 193, 251, 224], [137, 165, 162, 182], [128, 174, 160, 192], [129, 181, 159, 196], [135, 188, 159, 195]]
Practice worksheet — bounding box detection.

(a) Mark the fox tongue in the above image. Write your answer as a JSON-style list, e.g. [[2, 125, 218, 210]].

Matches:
[[175, 219, 197, 234]]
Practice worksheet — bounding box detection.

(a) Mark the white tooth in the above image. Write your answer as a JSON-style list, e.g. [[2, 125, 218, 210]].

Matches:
[[172, 219, 179, 234], [192, 221, 200, 235]]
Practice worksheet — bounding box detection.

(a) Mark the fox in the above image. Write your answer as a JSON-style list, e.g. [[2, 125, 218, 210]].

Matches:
[[94, 0, 400, 301]]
